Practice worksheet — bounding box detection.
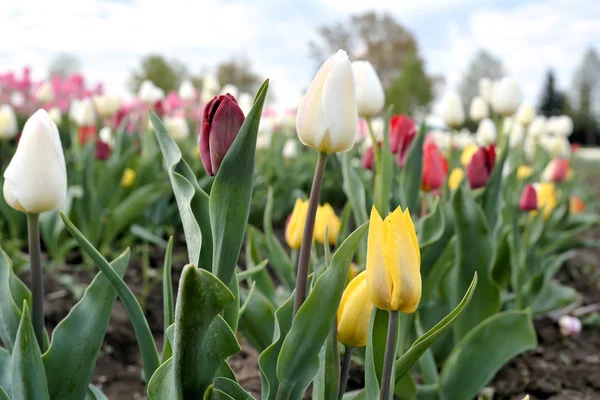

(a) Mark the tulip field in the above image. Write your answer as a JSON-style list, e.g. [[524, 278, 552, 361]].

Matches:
[[0, 48, 599, 400]]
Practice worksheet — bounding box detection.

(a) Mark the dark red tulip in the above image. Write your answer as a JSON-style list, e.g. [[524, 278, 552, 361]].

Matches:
[[95, 140, 111, 161], [200, 94, 245, 176], [389, 115, 416, 167], [422, 138, 448, 193], [519, 184, 538, 211], [466, 145, 496, 189]]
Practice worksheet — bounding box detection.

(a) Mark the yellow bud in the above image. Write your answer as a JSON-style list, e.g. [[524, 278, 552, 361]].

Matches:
[[517, 165, 533, 180], [366, 206, 421, 312], [285, 198, 309, 249], [448, 168, 464, 190], [121, 168, 136, 188], [460, 144, 478, 167], [314, 203, 341, 245], [337, 271, 373, 347], [536, 182, 557, 220]]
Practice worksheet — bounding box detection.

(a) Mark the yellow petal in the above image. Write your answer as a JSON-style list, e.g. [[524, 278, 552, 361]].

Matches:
[[366, 206, 393, 310], [337, 271, 373, 347]]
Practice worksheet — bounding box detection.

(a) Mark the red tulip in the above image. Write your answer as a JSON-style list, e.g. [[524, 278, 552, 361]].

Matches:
[[542, 158, 569, 183], [518, 184, 537, 211], [389, 115, 416, 167], [362, 142, 381, 170], [200, 94, 245, 176], [95, 140, 111, 161], [466, 145, 496, 189], [422, 138, 448, 192], [78, 125, 96, 145]]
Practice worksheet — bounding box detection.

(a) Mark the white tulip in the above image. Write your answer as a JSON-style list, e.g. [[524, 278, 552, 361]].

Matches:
[[203, 74, 220, 94], [3, 109, 66, 214], [36, 81, 54, 103], [256, 133, 271, 150], [428, 130, 451, 153], [441, 91, 465, 128], [528, 116, 546, 138], [138, 80, 164, 104], [93, 94, 121, 118], [0, 105, 18, 140], [469, 96, 488, 122], [11, 92, 24, 108], [99, 126, 114, 147], [516, 103, 535, 126], [282, 139, 298, 159], [238, 92, 254, 116], [352, 61, 385, 117], [220, 84, 239, 99], [48, 107, 62, 126], [541, 135, 570, 158], [509, 123, 525, 148], [296, 50, 357, 154], [454, 129, 476, 149], [491, 77, 521, 116], [503, 116, 513, 135], [370, 117, 385, 142], [479, 78, 493, 103], [476, 118, 497, 146], [69, 99, 81, 122], [74, 98, 97, 127], [555, 115, 574, 137], [164, 116, 190, 142], [178, 80, 196, 101]]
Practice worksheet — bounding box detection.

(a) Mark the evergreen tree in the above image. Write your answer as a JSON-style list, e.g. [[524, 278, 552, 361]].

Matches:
[[537, 70, 566, 117]]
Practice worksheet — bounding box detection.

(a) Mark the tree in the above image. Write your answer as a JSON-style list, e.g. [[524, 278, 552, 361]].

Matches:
[[216, 57, 261, 93], [130, 54, 188, 94], [386, 54, 435, 116], [48, 54, 82, 78], [309, 11, 418, 89], [458, 50, 504, 109], [570, 48, 600, 145], [538, 70, 567, 117]]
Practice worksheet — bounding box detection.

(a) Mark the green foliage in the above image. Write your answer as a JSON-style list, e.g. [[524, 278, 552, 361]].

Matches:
[[386, 54, 434, 116], [130, 54, 188, 94]]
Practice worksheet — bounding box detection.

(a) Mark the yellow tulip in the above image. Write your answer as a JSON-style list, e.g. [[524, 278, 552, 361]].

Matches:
[[285, 198, 309, 249], [460, 144, 478, 166], [120, 168, 136, 188], [337, 271, 373, 347], [448, 168, 464, 190], [347, 262, 360, 283], [536, 182, 557, 220], [517, 165, 533, 180], [314, 203, 341, 245], [366, 206, 421, 312]]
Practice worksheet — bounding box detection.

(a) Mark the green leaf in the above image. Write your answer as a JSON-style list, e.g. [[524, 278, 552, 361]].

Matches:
[[147, 358, 176, 400], [60, 212, 160, 380], [393, 373, 417, 400], [364, 308, 392, 400], [263, 187, 295, 290], [163, 237, 174, 362], [439, 310, 537, 400], [237, 259, 268, 281], [240, 290, 276, 354], [531, 281, 578, 315], [210, 80, 269, 285], [224, 273, 240, 333], [399, 121, 426, 213], [0, 386, 8, 400], [85, 385, 109, 400], [312, 323, 340, 400], [276, 223, 369, 397], [172, 266, 240, 399], [338, 201, 353, 245], [482, 140, 509, 231], [417, 198, 445, 251], [245, 227, 277, 304], [448, 185, 500, 339], [0, 347, 10, 396], [490, 227, 511, 289], [43, 250, 130, 400], [213, 378, 255, 400], [0, 247, 30, 353], [11, 304, 50, 400], [415, 314, 438, 385]]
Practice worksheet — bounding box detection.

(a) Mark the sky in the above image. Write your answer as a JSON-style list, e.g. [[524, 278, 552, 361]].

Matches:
[[1, 0, 599, 109]]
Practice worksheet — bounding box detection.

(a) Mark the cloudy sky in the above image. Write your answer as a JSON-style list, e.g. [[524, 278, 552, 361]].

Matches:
[[1, 0, 599, 108]]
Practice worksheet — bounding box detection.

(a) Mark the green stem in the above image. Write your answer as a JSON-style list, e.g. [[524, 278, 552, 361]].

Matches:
[[337, 346, 354, 400], [448, 129, 454, 165], [293, 152, 328, 315], [366, 117, 380, 169], [27, 213, 45, 352], [275, 384, 292, 400], [380, 310, 398, 400]]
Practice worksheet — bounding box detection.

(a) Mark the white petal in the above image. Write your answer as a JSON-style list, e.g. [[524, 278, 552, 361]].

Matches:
[[352, 61, 385, 117]]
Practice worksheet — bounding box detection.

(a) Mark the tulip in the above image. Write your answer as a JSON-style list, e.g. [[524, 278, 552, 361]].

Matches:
[[121, 168, 136, 188], [282, 139, 298, 159], [460, 144, 479, 167], [95, 140, 111, 161], [466, 145, 496, 189], [528, 116, 546, 138], [352, 61, 385, 117], [337, 271, 373, 347], [491, 77, 521, 116], [285, 198, 309, 249], [35, 81, 54, 103], [475, 118, 496, 146], [454, 129, 476, 149], [256, 133, 271, 150], [570, 195, 585, 214], [0, 104, 18, 140], [3, 109, 67, 213], [164, 115, 190, 143], [93, 94, 121, 118], [199, 94, 245, 176], [389, 115, 416, 167], [536, 182, 557, 219], [541, 158, 569, 183], [362, 144, 377, 170], [469, 96, 488, 122], [441, 91, 465, 128], [509, 123, 526, 148], [448, 168, 464, 190], [516, 103, 535, 126], [517, 165, 533, 180], [203, 74, 220, 94], [296, 50, 357, 154], [48, 107, 62, 126], [555, 115, 574, 137], [74, 98, 97, 127], [178, 80, 196, 101], [99, 126, 114, 147], [558, 315, 582, 337], [479, 78, 493, 103], [366, 206, 421, 312], [314, 203, 341, 245], [347, 262, 359, 283], [518, 184, 537, 211], [138, 80, 165, 104], [541, 135, 570, 158], [422, 139, 448, 192]]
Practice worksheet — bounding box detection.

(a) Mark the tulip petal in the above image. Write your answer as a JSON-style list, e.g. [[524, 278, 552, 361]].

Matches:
[[366, 206, 393, 310], [337, 271, 372, 347]]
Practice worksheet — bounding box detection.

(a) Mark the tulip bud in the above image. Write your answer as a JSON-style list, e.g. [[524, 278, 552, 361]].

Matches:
[[99, 126, 114, 147], [479, 78, 493, 103], [422, 139, 448, 192], [518, 184, 537, 211], [448, 168, 464, 190], [337, 271, 373, 347], [454, 129, 476, 149], [178, 80, 196, 101], [199, 94, 245, 176], [366, 206, 421, 312], [296, 50, 357, 154], [347, 262, 359, 283], [390, 115, 416, 167], [460, 144, 479, 167], [352, 61, 385, 117], [36, 81, 54, 103], [93, 94, 121, 118], [516, 103, 535, 126], [3, 109, 67, 214], [469, 96, 488, 122], [95, 140, 112, 161], [569, 195, 585, 214], [75, 98, 97, 127], [554, 115, 573, 137], [282, 139, 298, 159], [441, 91, 465, 128], [491, 77, 521, 116], [314, 203, 341, 245], [517, 165, 533, 180], [475, 118, 497, 146], [509, 123, 526, 148], [138, 80, 165, 104], [541, 158, 569, 183], [285, 198, 309, 249], [121, 168, 136, 188], [558, 315, 582, 337], [164, 115, 190, 143], [48, 107, 62, 126], [528, 116, 546, 138], [0, 104, 18, 140], [466, 145, 496, 189], [536, 182, 557, 220]]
